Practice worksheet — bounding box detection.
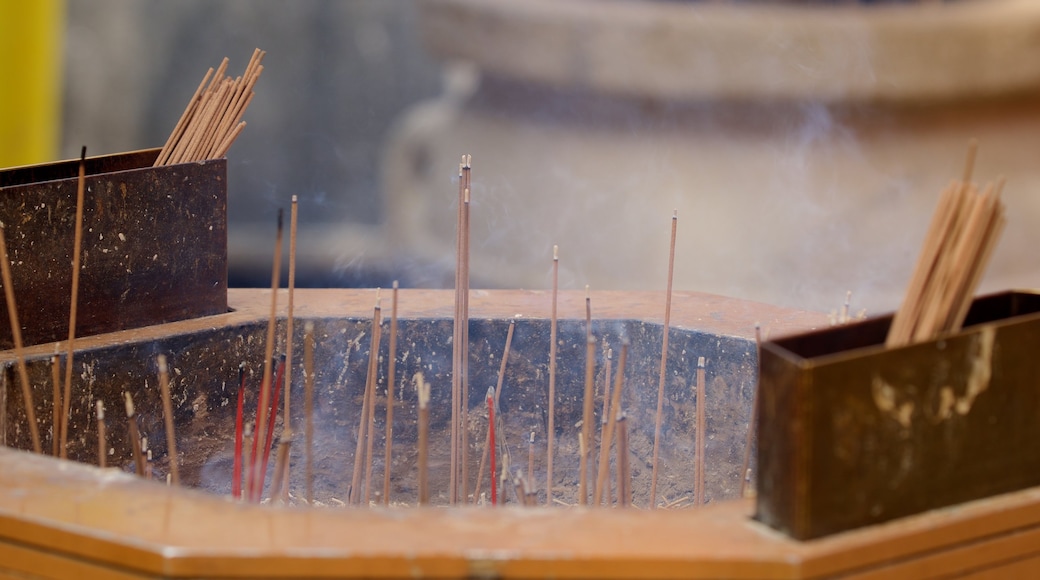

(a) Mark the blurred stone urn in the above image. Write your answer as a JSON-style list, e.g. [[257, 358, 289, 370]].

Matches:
[[384, 0, 1040, 314]]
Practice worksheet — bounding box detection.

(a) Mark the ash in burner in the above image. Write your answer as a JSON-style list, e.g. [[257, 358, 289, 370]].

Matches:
[[1, 316, 757, 509]]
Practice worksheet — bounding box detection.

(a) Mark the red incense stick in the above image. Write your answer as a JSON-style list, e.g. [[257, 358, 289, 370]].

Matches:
[[233, 364, 246, 499], [255, 355, 286, 501]]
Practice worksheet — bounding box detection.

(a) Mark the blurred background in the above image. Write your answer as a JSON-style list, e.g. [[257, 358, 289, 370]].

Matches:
[[4, 0, 1040, 315]]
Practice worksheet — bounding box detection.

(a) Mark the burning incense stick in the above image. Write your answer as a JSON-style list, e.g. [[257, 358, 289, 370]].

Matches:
[[59, 146, 87, 460], [0, 223, 41, 454], [650, 210, 678, 509], [304, 322, 315, 505], [351, 300, 382, 505], [234, 364, 246, 499], [124, 392, 145, 477], [486, 387, 497, 506], [594, 348, 613, 506], [384, 281, 399, 505], [363, 301, 383, 506], [50, 354, 60, 457], [460, 160, 472, 503], [579, 334, 596, 505], [474, 317, 515, 503], [547, 244, 559, 505], [96, 401, 106, 468], [250, 209, 283, 500], [280, 194, 299, 499], [156, 354, 180, 486], [739, 325, 761, 499], [416, 373, 431, 506], [595, 341, 627, 507], [695, 356, 707, 507], [585, 285, 592, 339], [617, 412, 631, 508], [450, 156, 467, 505]]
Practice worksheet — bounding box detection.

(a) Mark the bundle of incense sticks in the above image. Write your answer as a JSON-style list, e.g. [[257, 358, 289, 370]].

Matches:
[[154, 48, 265, 166], [886, 174, 1006, 347]]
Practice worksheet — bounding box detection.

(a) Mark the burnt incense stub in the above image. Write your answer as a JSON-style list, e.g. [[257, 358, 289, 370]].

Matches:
[[0, 148, 228, 348], [756, 290, 1040, 540]]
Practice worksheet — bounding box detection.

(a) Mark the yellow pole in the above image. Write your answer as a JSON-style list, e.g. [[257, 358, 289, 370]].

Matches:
[[0, 0, 65, 168]]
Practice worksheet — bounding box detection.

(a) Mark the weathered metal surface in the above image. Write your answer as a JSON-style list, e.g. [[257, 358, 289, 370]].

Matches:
[[0, 148, 227, 348], [756, 290, 1040, 540]]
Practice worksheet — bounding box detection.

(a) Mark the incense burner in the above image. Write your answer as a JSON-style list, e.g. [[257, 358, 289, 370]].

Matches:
[[2, 289, 818, 506], [4, 290, 1040, 577]]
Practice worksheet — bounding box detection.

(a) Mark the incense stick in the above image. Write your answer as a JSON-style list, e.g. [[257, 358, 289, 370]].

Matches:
[[383, 281, 399, 505], [416, 373, 430, 506], [59, 147, 87, 460], [363, 301, 383, 506], [617, 412, 631, 508], [474, 317, 515, 503], [124, 392, 145, 477], [460, 159, 472, 503], [650, 210, 677, 509], [695, 356, 706, 506], [594, 348, 612, 506], [156, 50, 264, 165], [450, 158, 464, 505], [579, 334, 596, 505], [547, 244, 559, 505], [595, 341, 627, 507], [740, 325, 761, 499], [156, 355, 180, 486], [242, 422, 254, 496], [249, 209, 283, 501], [233, 364, 246, 499], [486, 387, 497, 506], [280, 194, 299, 500], [351, 300, 381, 505], [50, 354, 61, 457], [304, 322, 315, 505], [96, 401, 106, 468], [154, 67, 213, 166], [256, 354, 286, 501], [527, 431, 535, 498], [0, 223, 41, 454], [269, 436, 292, 503], [887, 143, 1004, 347]]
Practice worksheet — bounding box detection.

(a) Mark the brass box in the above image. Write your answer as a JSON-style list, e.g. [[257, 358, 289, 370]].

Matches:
[[0, 149, 227, 348], [756, 291, 1040, 540]]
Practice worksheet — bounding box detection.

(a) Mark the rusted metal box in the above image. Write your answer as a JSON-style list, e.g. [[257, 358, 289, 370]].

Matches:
[[756, 290, 1040, 540], [0, 148, 227, 348]]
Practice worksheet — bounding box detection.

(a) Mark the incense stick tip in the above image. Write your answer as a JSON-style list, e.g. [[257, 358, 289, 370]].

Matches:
[[486, 386, 495, 401], [123, 392, 135, 418], [392, 279, 399, 290], [80, 146, 86, 161], [96, 401, 104, 420], [672, 209, 678, 220], [157, 354, 168, 373], [291, 194, 298, 204], [553, 245, 558, 261], [697, 356, 705, 368]]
